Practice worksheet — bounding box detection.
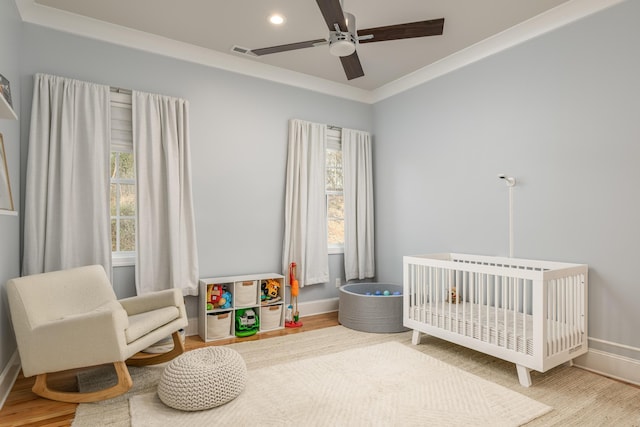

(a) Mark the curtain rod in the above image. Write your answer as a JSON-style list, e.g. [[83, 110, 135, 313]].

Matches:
[[327, 125, 342, 131], [110, 87, 131, 94]]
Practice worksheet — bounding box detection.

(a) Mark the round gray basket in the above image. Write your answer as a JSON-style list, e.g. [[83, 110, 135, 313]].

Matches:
[[338, 283, 408, 333]]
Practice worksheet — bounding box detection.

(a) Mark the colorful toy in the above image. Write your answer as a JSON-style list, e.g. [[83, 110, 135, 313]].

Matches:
[[235, 308, 259, 337], [285, 262, 303, 328], [207, 284, 232, 310], [218, 291, 232, 309], [261, 278, 281, 302], [206, 284, 223, 306]]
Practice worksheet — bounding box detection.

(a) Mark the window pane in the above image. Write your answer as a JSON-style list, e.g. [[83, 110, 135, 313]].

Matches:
[[110, 152, 117, 179], [119, 184, 136, 216], [326, 168, 344, 191], [327, 194, 344, 219], [326, 168, 335, 190], [119, 152, 135, 179], [119, 219, 136, 251], [326, 150, 342, 168], [328, 219, 344, 246], [111, 219, 117, 251], [110, 183, 117, 216]]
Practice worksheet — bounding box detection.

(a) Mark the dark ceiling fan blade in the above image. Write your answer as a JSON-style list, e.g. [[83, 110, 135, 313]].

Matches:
[[315, 0, 348, 32], [340, 51, 364, 80], [358, 18, 444, 44], [251, 39, 328, 56]]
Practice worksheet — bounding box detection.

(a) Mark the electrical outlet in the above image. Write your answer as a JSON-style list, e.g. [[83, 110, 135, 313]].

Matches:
[[335, 277, 341, 288]]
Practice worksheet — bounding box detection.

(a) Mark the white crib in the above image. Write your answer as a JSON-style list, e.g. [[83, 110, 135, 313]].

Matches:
[[403, 253, 588, 387]]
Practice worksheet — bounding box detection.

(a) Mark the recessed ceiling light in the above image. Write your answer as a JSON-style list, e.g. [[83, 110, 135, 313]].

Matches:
[[269, 14, 285, 25]]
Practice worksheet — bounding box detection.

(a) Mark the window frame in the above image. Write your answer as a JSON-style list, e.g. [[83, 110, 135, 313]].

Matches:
[[110, 90, 136, 266], [326, 128, 344, 255]]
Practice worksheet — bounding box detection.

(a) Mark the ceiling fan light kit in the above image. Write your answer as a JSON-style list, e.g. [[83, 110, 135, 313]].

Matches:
[[248, 0, 444, 80]]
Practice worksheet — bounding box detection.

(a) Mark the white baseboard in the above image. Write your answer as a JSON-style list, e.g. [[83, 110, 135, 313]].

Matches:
[[298, 297, 339, 318], [0, 350, 21, 410], [573, 348, 640, 386], [185, 317, 199, 337]]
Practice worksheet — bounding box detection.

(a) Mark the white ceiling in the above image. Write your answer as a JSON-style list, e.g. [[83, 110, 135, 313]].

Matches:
[[18, 0, 620, 102]]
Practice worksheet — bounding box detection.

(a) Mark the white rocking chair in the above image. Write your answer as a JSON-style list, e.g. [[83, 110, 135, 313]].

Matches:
[[7, 265, 188, 403]]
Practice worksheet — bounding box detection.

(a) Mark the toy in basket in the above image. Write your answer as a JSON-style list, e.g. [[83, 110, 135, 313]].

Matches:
[[285, 262, 302, 328]]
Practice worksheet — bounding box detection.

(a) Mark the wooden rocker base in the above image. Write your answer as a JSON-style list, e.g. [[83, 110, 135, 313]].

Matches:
[[126, 330, 185, 367], [32, 361, 133, 403]]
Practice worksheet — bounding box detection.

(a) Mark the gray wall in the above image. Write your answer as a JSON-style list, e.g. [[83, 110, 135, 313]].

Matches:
[[3, 0, 639, 385], [0, 0, 22, 379], [373, 0, 640, 358], [17, 24, 371, 316]]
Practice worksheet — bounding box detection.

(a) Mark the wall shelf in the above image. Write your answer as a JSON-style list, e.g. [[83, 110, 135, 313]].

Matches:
[[0, 95, 17, 120]]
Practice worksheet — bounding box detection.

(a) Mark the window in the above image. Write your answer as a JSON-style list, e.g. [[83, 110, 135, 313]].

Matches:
[[110, 90, 136, 265], [326, 128, 344, 254]]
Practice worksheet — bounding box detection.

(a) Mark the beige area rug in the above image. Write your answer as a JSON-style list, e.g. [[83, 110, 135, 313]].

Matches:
[[129, 341, 550, 426], [73, 326, 640, 426]]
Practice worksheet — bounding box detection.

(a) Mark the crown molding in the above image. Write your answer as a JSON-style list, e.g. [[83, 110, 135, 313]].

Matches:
[[14, 0, 373, 103], [370, 0, 626, 103], [15, 0, 624, 105]]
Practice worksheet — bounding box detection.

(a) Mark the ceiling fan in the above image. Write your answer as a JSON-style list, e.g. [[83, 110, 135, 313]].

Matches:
[[249, 0, 445, 81]]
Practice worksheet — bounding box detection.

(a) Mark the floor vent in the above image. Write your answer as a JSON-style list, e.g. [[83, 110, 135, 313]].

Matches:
[[231, 45, 256, 56]]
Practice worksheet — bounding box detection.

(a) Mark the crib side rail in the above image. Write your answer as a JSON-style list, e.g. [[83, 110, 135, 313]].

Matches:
[[404, 258, 538, 356], [540, 266, 588, 370], [404, 254, 588, 373]]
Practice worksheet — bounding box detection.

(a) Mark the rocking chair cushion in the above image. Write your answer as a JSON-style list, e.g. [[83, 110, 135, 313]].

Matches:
[[125, 306, 181, 343]]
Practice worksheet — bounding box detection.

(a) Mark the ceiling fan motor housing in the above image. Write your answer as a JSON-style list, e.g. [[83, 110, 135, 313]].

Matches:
[[329, 12, 357, 57]]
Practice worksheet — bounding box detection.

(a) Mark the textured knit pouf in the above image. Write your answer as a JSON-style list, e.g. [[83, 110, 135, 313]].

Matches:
[[157, 346, 247, 411]]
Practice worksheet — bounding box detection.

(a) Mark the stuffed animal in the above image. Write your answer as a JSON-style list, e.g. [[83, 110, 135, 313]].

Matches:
[[263, 279, 281, 299], [449, 287, 459, 304], [218, 291, 232, 309]]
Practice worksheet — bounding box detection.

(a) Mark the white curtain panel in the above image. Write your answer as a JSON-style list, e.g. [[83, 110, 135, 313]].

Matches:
[[342, 128, 375, 281], [282, 119, 329, 286], [133, 91, 199, 296], [23, 74, 112, 276]]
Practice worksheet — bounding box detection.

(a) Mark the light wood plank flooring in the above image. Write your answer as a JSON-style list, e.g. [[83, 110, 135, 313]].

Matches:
[[0, 312, 339, 427]]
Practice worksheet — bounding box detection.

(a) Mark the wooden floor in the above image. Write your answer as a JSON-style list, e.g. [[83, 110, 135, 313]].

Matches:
[[0, 312, 339, 427]]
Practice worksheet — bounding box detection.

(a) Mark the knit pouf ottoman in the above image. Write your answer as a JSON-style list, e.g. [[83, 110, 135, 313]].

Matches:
[[157, 346, 247, 411]]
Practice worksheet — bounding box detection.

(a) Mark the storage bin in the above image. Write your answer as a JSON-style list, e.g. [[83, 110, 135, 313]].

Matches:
[[207, 312, 231, 339], [261, 304, 283, 331], [234, 280, 258, 306]]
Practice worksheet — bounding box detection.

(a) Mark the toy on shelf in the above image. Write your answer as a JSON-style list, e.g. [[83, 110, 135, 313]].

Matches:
[[235, 308, 259, 337], [218, 291, 232, 309], [206, 284, 232, 310], [261, 278, 281, 304], [285, 262, 303, 328]]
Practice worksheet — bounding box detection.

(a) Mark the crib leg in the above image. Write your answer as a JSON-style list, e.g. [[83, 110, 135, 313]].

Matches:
[[516, 365, 532, 387], [411, 330, 425, 345]]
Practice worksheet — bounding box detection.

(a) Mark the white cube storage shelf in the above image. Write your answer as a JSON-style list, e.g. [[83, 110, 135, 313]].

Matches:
[[198, 273, 285, 342]]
